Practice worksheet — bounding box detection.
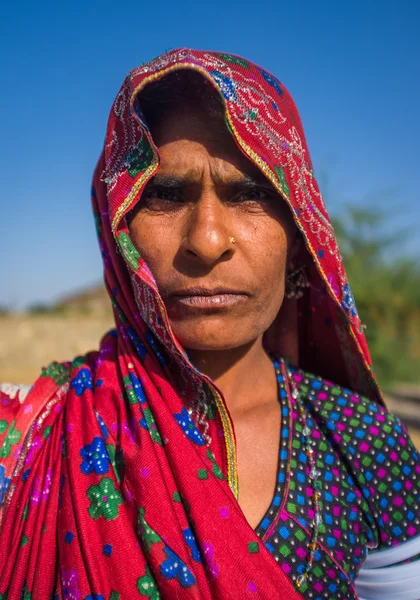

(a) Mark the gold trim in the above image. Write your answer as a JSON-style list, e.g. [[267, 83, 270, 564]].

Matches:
[[211, 386, 239, 498], [224, 108, 383, 403], [114, 64, 240, 494], [109, 59, 381, 500], [155, 292, 239, 496], [111, 158, 159, 232], [112, 63, 224, 233]]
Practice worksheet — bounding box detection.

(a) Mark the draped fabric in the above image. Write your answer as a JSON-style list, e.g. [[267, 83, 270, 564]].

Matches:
[[0, 49, 382, 599]]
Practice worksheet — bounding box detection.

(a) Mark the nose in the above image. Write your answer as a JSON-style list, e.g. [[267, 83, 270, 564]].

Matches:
[[180, 193, 235, 265]]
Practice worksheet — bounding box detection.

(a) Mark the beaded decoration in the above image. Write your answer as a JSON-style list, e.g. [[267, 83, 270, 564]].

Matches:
[[276, 357, 323, 588], [284, 265, 311, 299]]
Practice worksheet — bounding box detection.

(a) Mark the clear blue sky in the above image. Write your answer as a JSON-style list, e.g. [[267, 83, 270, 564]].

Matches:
[[1, 0, 419, 309]]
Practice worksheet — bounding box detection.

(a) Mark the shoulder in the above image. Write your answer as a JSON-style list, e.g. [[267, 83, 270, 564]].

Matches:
[[298, 370, 420, 550], [0, 365, 71, 507], [0, 383, 34, 505], [0, 383, 33, 458], [299, 370, 407, 450], [0, 383, 31, 404]]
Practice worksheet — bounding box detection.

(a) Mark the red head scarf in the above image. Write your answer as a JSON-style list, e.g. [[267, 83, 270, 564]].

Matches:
[[0, 49, 381, 600]]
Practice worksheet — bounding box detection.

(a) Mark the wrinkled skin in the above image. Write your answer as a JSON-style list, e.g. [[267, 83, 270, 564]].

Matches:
[[129, 106, 296, 355], [128, 105, 298, 528]]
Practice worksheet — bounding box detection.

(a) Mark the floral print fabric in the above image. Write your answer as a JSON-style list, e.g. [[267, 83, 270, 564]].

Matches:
[[1, 365, 419, 599], [0, 48, 417, 599]]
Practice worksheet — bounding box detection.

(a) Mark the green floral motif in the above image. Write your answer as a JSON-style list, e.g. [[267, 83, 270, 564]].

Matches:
[[72, 356, 86, 369], [206, 449, 224, 480], [111, 298, 128, 324], [142, 408, 163, 446], [218, 53, 250, 68], [0, 420, 8, 435], [0, 591, 8, 599], [118, 232, 141, 271], [274, 165, 290, 200], [21, 586, 31, 600], [42, 426, 52, 439], [40, 362, 70, 385], [106, 443, 124, 483], [124, 375, 138, 405], [0, 420, 22, 459], [203, 385, 217, 420], [126, 139, 153, 178], [137, 507, 162, 551], [87, 477, 123, 520], [137, 566, 160, 599]]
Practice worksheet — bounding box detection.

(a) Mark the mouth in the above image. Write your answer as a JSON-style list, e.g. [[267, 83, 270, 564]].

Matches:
[[167, 287, 249, 311]]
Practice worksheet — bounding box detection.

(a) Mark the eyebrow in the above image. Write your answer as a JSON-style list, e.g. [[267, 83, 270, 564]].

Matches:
[[147, 172, 271, 189]]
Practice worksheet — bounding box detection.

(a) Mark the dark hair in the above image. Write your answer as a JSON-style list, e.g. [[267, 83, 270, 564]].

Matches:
[[137, 69, 225, 131]]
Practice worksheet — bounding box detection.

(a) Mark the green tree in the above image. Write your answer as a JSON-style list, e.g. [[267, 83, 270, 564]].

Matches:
[[333, 206, 420, 388]]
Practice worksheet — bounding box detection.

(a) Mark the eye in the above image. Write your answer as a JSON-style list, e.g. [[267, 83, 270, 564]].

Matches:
[[232, 187, 273, 203], [141, 186, 185, 210]]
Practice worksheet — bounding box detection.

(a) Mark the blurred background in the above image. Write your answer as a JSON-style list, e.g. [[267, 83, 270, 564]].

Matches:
[[1, 1, 419, 439]]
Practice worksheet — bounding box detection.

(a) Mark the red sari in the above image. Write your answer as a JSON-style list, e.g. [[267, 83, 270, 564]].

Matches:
[[0, 49, 381, 599]]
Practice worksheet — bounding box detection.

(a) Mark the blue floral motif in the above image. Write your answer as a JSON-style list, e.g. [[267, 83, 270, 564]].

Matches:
[[183, 528, 202, 562], [209, 71, 237, 102], [174, 408, 205, 446], [160, 546, 196, 587], [127, 327, 147, 360], [80, 437, 110, 475], [258, 69, 283, 96], [341, 283, 358, 318], [84, 596, 105, 600], [70, 368, 93, 396], [129, 372, 146, 404], [95, 410, 109, 439], [0, 464, 10, 505], [146, 330, 166, 366]]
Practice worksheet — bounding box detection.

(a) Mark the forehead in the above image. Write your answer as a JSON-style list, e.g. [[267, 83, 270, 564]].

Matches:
[[151, 107, 267, 182]]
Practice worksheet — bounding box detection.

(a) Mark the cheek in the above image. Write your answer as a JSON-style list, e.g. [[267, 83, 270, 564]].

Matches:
[[246, 220, 290, 288], [243, 221, 291, 330], [129, 214, 176, 279]]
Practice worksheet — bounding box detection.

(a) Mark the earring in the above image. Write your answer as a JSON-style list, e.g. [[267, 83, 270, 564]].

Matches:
[[285, 265, 310, 299]]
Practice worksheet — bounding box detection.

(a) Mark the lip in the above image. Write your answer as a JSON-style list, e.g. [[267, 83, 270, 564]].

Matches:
[[171, 287, 249, 297], [167, 287, 249, 310]]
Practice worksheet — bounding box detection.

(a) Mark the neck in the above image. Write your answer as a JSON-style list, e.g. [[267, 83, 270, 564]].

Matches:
[[187, 337, 277, 415]]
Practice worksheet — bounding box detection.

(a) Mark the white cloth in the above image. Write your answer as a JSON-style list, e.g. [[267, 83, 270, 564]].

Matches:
[[0, 383, 31, 402], [355, 535, 420, 599]]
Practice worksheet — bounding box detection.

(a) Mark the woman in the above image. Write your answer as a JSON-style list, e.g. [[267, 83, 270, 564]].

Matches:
[[0, 48, 419, 599]]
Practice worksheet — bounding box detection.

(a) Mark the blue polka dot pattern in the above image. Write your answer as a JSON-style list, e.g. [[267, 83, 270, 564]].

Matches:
[[255, 368, 420, 599]]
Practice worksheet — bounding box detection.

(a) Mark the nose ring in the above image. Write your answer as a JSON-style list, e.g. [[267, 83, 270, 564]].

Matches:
[[229, 236, 236, 244]]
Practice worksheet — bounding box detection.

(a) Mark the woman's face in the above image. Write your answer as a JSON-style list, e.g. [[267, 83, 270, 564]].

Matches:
[[128, 106, 296, 352]]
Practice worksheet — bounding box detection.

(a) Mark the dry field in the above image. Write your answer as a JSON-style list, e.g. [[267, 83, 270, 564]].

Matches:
[[1, 313, 419, 449], [0, 313, 113, 384]]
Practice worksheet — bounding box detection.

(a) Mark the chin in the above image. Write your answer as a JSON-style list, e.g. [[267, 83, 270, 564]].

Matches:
[[179, 337, 246, 352], [171, 319, 261, 353]]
